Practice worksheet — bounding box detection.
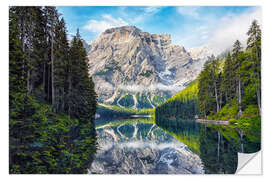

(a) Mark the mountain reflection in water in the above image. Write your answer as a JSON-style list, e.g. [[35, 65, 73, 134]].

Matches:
[[89, 117, 260, 174]]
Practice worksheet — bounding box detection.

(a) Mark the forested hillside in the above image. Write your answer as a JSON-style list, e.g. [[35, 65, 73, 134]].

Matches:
[[198, 20, 261, 124], [9, 6, 97, 174], [155, 80, 199, 122], [155, 20, 261, 129]]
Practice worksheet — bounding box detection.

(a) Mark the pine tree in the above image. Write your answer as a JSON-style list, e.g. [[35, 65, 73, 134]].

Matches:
[[222, 53, 235, 104], [54, 18, 70, 113], [67, 29, 97, 122], [67, 30, 97, 173], [44, 6, 59, 111], [9, 8, 46, 173], [247, 20, 261, 115], [9, 6, 98, 173], [9, 8, 27, 95], [232, 40, 243, 116]]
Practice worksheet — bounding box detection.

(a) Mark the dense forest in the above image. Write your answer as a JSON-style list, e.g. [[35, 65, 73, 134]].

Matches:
[[155, 20, 261, 130], [9, 6, 97, 174], [198, 20, 261, 122], [155, 80, 199, 122]]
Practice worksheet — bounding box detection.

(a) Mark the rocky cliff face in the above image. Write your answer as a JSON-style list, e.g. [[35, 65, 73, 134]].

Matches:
[[87, 26, 210, 108], [82, 39, 91, 53]]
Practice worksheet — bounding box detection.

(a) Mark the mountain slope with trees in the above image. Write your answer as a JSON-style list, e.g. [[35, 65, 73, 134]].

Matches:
[[9, 6, 97, 174], [155, 80, 199, 122], [155, 20, 261, 132]]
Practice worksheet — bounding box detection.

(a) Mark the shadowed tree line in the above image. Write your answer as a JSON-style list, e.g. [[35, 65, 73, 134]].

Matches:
[[9, 6, 97, 174]]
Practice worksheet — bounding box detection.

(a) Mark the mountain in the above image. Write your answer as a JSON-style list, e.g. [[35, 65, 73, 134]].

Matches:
[[187, 45, 213, 73], [187, 45, 213, 60], [82, 39, 91, 53], [87, 26, 208, 108]]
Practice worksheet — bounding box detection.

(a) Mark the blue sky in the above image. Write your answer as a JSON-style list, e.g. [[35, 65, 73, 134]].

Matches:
[[57, 6, 261, 51]]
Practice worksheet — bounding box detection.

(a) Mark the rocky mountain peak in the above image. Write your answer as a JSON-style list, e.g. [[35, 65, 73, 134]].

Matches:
[[103, 26, 141, 35], [187, 45, 213, 61], [87, 26, 208, 108], [151, 33, 171, 46]]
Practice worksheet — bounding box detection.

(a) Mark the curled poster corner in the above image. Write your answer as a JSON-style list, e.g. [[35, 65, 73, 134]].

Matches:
[[236, 151, 262, 174]]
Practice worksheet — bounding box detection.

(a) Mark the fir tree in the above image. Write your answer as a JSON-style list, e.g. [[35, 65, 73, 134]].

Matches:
[[247, 20, 261, 115], [9, 6, 97, 174]]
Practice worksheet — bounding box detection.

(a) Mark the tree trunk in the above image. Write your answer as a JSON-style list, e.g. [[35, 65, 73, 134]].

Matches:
[[27, 67, 31, 94], [238, 75, 242, 116], [51, 31, 55, 112], [43, 59, 46, 98], [214, 81, 220, 113], [239, 129, 244, 153], [61, 88, 65, 112], [219, 91, 222, 111], [68, 73, 72, 118], [47, 64, 51, 102]]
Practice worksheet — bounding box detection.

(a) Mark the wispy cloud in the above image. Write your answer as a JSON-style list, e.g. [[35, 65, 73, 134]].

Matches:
[[207, 7, 261, 54], [129, 6, 163, 24], [174, 7, 261, 53], [144, 7, 162, 14], [118, 83, 184, 93], [83, 14, 128, 34], [177, 7, 200, 19], [83, 7, 162, 35]]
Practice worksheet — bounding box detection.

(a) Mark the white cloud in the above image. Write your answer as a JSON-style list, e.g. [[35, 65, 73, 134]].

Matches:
[[83, 14, 128, 34], [207, 7, 262, 54], [131, 7, 162, 24], [144, 7, 161, 14], [118, 83, 184, 93], [177, 7, 200, 19], [83, 7, 162, 36]]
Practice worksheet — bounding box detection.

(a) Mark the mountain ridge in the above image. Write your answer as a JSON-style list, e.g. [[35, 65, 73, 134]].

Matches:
[[86, 26, 211, 108]]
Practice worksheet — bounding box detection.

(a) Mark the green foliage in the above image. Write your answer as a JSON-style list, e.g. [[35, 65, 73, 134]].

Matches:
[[208, 103, 239, 121], [118, 94, 134, 107], [152, 96, 165, 106], [97, 103, 154, 117], [9, 6, 97, 174], [154, 20, 261, 155], [199, 126, 238, 174], [9, 94, 97, 174], [9, 8, 28, 94], [155, 80, 199, 121], [196, 20, 261, 123], [136, 93, 153, 109]]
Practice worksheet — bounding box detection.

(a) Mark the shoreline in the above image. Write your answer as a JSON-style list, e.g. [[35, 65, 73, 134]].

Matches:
[[195, 119, 229, 125]]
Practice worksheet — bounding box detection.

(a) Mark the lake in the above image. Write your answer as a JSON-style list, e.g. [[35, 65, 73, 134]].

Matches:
[[89, 116, 260, 174]]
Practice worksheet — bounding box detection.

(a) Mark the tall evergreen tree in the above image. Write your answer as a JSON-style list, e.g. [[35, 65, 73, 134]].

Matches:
[[232, 40, 243, 116], [53, 18, 70, 113], [222, 53, 235, 104], [9, 6, 98, 174], [9, 8, 27, 95], [67, 30, 97, 123], [247, 20, 261, 115], [44, 6, 59, 111]]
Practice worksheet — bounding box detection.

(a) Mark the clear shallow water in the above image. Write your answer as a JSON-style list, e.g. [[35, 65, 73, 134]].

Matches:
[[90, 117, 260, 174]]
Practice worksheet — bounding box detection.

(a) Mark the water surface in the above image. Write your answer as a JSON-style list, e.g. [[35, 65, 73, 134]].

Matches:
[[90, 116, 260, 174]]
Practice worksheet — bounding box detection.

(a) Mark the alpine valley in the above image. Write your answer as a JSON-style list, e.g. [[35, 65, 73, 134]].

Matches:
[[9, 6, 261, 175]]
